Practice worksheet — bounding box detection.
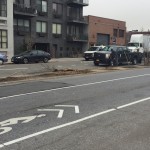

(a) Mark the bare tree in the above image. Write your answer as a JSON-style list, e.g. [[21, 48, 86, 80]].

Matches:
[[24, 35, 34, 51]]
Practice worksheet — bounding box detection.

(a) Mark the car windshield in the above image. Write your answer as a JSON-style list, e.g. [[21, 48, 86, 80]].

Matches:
[[127, 43, 139, 47], [102, 46, 113, 51], [87, 47, 100, 51], [0, 53, 4, 56]]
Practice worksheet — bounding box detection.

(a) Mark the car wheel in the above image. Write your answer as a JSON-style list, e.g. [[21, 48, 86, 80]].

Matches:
[[132, 58, 137, 65], [0, 60, 4, 65], [0, 59, 4, 65], [138, 58, 142, 64], [109, 60, 114, 67], [43, 57, 48, 63], [23, 58, 29, 64], [94, 62, 99, 66]]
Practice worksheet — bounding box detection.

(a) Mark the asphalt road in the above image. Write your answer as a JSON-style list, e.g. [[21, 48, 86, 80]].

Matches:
[[0, 67, 150, 150]]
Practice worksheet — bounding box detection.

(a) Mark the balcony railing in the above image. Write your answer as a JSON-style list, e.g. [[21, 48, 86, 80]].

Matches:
[[67, 16, 88, 24], [53, 12, 62, 19], [13, 4, 37, 17], [67, 0, 89, 6], [67, 34, 88, 42]]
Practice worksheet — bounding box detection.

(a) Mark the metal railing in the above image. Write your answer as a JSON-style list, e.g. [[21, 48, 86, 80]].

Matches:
[[67, 34, 88, 41], [13, 4, 37, 15], [67, 16, 87, 23], [67, 0, 89, 5]]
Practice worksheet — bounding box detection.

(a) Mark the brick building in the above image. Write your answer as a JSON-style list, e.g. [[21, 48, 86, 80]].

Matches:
[[84, 15, 126, 47]]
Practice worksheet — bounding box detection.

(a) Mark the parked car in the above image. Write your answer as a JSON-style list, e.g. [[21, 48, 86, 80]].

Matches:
[[11, 50, 51, 64], [0, 53, 8, 65], [83, 45, 105, 61], [93, 45, 143, 66]]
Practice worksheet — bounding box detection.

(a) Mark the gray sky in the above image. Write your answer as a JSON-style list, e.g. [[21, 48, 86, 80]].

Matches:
[[83, 0, 150, 31]]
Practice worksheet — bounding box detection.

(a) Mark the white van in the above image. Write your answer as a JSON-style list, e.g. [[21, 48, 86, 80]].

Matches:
[[84, 45, 105, 61]]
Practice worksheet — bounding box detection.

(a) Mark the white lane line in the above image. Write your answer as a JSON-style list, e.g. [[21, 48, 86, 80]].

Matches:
[[0, 68, 28, 71], [0, 73, 150, 101], [0, 109, 116, 148], [117, 97, 150, 109], [55, 105, 80, 113]]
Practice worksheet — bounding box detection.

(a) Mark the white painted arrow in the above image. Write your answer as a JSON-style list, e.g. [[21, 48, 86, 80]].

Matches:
[[55, 105, 80, 114], [38, 109, 64, 118]]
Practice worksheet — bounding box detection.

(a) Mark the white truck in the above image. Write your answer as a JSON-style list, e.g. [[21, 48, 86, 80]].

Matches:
[[84, 45, 105, 61], [127, 34, 150, 53]]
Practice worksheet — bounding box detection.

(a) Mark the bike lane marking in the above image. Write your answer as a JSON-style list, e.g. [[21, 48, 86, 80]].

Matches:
[[0, 108, 116, 148], [1, 96, 150, 148]]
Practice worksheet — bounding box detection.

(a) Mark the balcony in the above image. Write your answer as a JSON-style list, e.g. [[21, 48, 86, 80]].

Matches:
[[13, 4, 37, 17], [53, 12, 62, 19], [67, 0, 89, 7], [67, 16, 88, 24], [67, 34, 88, 42], [14, 26, 30, 36], [53, 34, 62, 38]]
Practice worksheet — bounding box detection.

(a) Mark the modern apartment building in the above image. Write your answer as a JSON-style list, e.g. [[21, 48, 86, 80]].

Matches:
[[13, 0, 89, 58], [0, 0, 14, 62], [84, 15, 126, 47]]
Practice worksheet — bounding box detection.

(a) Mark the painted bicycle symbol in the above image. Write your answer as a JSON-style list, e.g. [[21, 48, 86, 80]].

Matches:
[[0, 114, 46, 135]]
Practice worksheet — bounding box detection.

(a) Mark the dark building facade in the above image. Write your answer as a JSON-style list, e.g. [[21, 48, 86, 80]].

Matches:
[[13, 0, 89, 58]]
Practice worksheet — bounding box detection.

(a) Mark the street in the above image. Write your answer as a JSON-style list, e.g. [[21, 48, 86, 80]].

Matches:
[[0, 66, 150, 149]]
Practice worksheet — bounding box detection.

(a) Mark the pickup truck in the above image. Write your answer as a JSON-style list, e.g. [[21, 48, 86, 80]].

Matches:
[[93, 45, 143, 66]]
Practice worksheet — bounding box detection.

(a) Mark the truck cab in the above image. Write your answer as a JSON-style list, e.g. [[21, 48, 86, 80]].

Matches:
[[127, 42, 144, 53], [84, 45, 105, 61]]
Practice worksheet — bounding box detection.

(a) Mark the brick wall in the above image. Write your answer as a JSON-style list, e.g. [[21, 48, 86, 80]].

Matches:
[[85, 15, 126, 46]]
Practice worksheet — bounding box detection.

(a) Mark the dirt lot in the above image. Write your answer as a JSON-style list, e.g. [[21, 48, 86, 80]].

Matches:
[[0, 65, 148, 84]]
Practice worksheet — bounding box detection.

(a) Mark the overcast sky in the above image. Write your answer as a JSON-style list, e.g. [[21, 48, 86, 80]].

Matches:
[[83, 0, 150, 31]]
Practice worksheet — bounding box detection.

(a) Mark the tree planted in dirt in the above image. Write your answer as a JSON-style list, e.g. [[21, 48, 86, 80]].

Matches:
[[24, 35, 34, 51]]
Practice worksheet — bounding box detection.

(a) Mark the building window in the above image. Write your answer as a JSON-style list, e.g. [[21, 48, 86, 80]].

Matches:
[[36, 21, 47, 33], [0, 0, 7, 17], [53, 3, 63, 15], [113, 29, 118, 37], [0, 20, 7, 25], [67, 6, 82, 19], [0, 30, 7, 49], [14, 19, 30, 32], [119, 30, 124, 37], [52, 23, 62, 35], [37, 0, 47, 12], [67, 25, 80, 35]]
